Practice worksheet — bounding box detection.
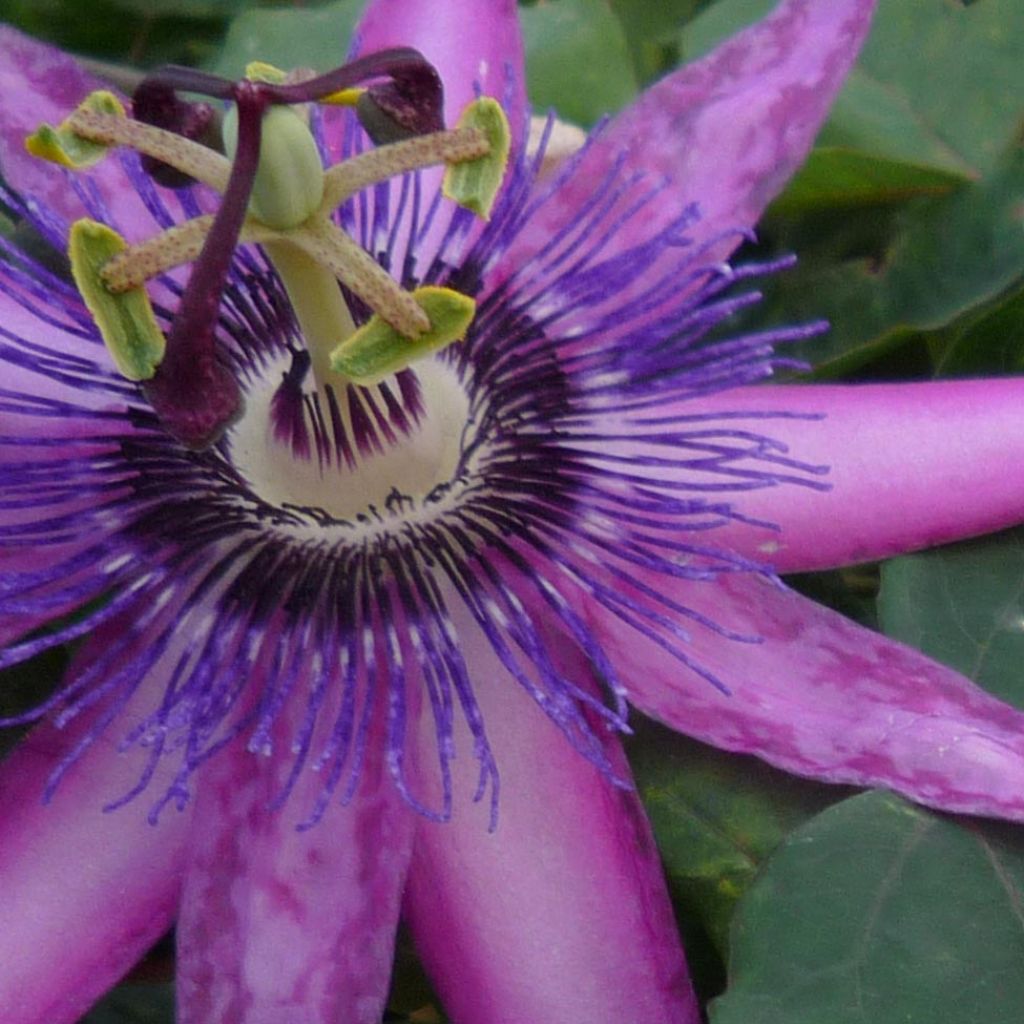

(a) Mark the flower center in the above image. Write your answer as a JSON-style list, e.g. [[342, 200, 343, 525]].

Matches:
[[28, 54, 510, 449], [231, 356, 470, 524]]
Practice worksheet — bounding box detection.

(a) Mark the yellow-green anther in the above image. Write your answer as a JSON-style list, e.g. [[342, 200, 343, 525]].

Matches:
[[319, 87, 366, 107], [443, 97, 511, 220], [69, 219, 166, 381], [330, 286, 475, 385], [245, 61, 288, 85], [223, 104, 324, 231], [25, 91, 125, 169]]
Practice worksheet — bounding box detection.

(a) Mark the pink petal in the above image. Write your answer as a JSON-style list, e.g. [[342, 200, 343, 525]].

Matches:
[[403, 598, 699, 1024], [176, 703, 416, 1024], [351, 0, 526, 138], [0, 637, 190, 1024], [682, 379, 1024, 573], [504, 0, 875, 270], [0, 27, 162, 243], [586, 570, 1024, 822]]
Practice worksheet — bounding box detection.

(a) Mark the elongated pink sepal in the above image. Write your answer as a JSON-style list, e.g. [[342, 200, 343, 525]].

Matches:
[[595, 571, 1024, 821], [504, 0, 876, 270], [0, 713, 188, 1024], [686, 379, 1024, 572], [176, 715, 416, 1024], [404, 600, 699, 1024]]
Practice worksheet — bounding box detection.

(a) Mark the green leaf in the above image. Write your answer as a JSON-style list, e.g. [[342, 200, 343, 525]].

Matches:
[[849, 0, 1024, 177], [711, 791, 1024, 1024], [815, 70, 975, 180], [743, 142, 1024, 374], [212, 0, 363, 79], [520, 0, 638, 126], [771, 148, 966, 218], [81, 983, 174, 1023], [934, 283, 1024, 377], [1, 0, 227, 65], [104, 0, 247, 15], [628, 720, 849, 955], [607, 0, 695, 84], [610, 0, 698, 43], [877, 529, 1024, 711]]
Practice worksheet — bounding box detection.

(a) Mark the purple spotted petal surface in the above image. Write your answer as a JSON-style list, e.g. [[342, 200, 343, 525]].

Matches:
[[501, 0, 876, 277], [176, 702, 415, 1024], [8, 1, 1024, 1023], [594, 571, 1024, 822]]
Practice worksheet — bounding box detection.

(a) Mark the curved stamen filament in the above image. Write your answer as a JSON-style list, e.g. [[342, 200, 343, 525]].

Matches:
[[283, 219, 431, 339], [321, 126, 488, 210], [101, 216, 277, 293], [262, 239, 357, 389], [67, 109, 232, 193]]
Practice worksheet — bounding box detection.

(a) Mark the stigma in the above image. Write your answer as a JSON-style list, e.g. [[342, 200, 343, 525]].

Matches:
[[26, 54, 511, 448]]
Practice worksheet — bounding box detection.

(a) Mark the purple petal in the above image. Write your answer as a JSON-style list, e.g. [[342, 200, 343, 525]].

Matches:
[[175, 702, 416, 1024], [683, 380, 1024, 573], [0, 285, 141, 644], [351, 0, 526, 138], [403, 599, 699, 1024], [0, 643, 189, 1024], [505, 0, 875, 268], [589, 571, 1024, 822], [0, 269, 126, 408], [0, 27, 158, 242]]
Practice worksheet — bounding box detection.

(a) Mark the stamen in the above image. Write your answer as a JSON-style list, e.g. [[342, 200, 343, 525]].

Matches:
[[442, 98, 511, 221], [330, 286, 476, 385], [285, 218, 431, 339], [64, 106, 231, 193], [100, 217, 277, 293], [26, 54, 512, 449], [25, 91, 126, 170], [321, 127, 489, 210], [68, 219, 166, 380]]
